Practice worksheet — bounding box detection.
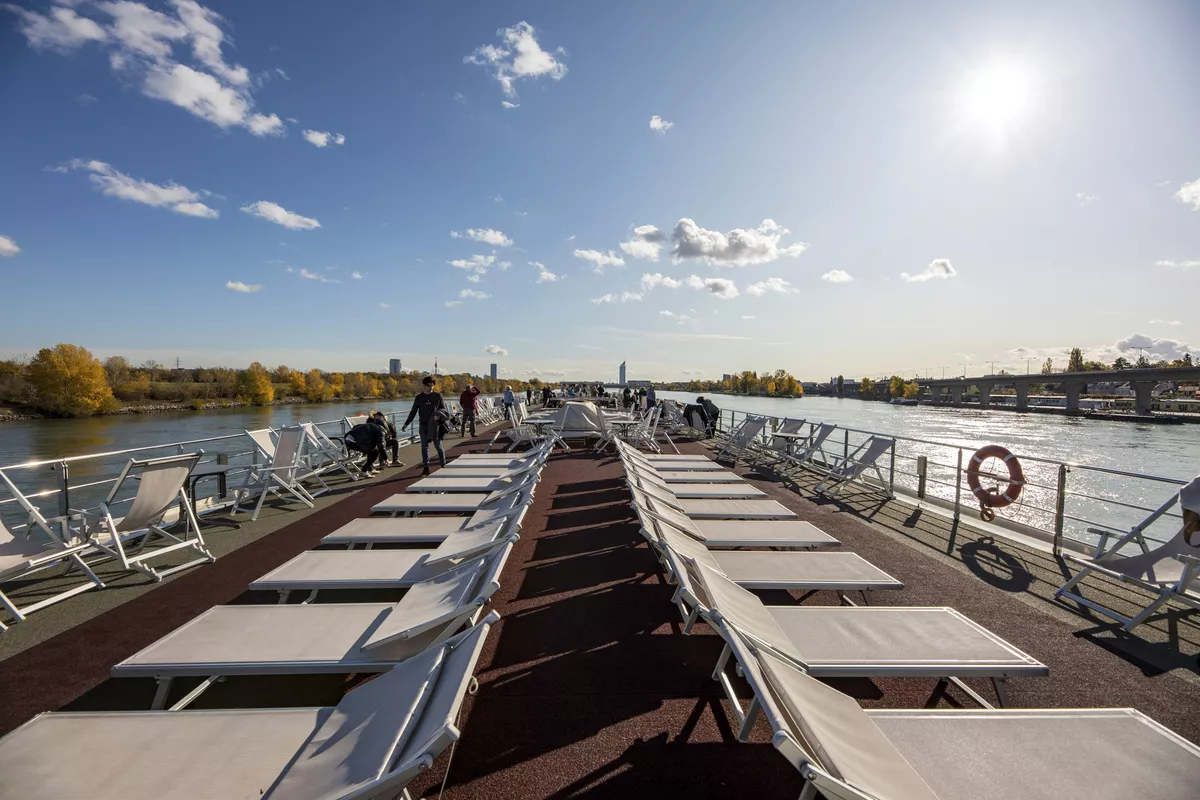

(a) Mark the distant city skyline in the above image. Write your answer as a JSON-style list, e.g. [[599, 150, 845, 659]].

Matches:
[[1, 2, 1196, 380]]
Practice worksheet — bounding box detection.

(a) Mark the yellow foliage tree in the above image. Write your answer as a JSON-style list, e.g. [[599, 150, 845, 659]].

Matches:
[[330, 373, 345, 397], [382, 377, 399, 399], [27, 344, 116, 417], [889, 375, 905, 398], [304, 369, 333, 402], [859, 377, 875, 396], [902, 381, 920, 400], [240, 362, 275, 405], [288, 370, 306, 395]]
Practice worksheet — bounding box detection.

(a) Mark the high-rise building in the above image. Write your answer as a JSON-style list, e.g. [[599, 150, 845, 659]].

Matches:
[[490, 363, 498, 380], [619, 361, 626, 386], [389, 359, 402, 375]]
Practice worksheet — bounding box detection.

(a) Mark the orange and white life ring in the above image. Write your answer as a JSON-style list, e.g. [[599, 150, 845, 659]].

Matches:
[[966, 445, 1024, 520]]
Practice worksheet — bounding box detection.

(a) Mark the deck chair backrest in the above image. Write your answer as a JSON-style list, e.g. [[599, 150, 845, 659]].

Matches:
[[778, 418, 805, 435], [465, 486, 532, 528], [807, 423, 836, 451], [687, 408, 707, 431], [843, 436, 893, 477], [479, 473, 538, 507], [0, 469, 60, 541], [751, 644, 941, 800], [108, 454, 198, 533], [271, 426, 306, 485], [691, 560, 802, 665], [1098, 476, 1200, 580], [657, 525, 721, 572], [732, 415, 768, 446], [246, 428, 276, 460]]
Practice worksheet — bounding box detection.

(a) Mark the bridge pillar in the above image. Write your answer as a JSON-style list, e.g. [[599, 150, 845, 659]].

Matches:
[[1132, 381, 1155, 415], [1063, 382, 1084, 414], [1015, 384, 1029, 411], [950, 386, 963, 405], [978, 384, 992, 408]]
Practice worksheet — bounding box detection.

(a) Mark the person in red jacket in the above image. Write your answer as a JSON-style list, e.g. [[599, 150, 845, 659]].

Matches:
[[459, 383, 481, 437]]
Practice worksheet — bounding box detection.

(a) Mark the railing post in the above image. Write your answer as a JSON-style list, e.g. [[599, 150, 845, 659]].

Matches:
[[55, 461, 70, 518], [843, 429, 849, 461], [954, 449, 963, 519], [916, 455, 927, 500], [888, 442, 896, 494], [1053, 464, 1069, 555]]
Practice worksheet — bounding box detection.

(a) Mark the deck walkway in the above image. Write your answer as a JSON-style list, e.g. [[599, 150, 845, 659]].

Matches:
[[1, 431, 1198, 798]]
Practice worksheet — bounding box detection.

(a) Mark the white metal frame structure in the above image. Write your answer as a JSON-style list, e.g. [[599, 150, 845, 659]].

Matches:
[[815, 435, 897, 500], [233, 425, 323, 521]]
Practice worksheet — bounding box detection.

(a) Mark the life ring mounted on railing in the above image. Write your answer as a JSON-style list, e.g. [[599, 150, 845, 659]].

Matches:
[[966, 445, 1025, 522]]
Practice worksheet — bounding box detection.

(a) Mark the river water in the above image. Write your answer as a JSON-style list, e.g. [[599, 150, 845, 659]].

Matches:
[[1, 392, 1197, 543]]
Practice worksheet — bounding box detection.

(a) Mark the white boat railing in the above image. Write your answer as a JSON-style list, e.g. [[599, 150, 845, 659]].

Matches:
[[710, 406, 1189, 555]]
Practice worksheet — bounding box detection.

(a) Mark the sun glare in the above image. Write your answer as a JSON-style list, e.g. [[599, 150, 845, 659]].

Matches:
[[958, 60, 1037, 145]]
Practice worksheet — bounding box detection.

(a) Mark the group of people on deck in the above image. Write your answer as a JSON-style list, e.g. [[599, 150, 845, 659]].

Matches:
[[344, 375, 454, 477]]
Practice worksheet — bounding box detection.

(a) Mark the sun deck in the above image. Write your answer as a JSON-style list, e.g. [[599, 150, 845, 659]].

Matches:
[[1, 427, 1198, 797]]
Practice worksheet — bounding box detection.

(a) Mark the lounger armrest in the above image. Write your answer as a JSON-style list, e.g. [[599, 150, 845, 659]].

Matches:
[[22, 541, 93, 568], [1178, 554, 1200, 566]]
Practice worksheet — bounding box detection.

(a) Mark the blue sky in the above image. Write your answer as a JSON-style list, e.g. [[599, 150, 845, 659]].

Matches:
[[1, 0, 1198, 382]]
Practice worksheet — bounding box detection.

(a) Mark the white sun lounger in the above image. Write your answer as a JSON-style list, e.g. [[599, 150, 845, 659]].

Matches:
[[617, 443, 745, 482], [726, 630, 1200, 800], [691, 559, 1043, 715], [6, 617, 496, 799], [406, 459, 543, 494], [373, 477, 534, 516], [250, 526, 516, 599], [324, 489, 532, 547], [629, 468, 765, 499], [114, 551, 510, 709]]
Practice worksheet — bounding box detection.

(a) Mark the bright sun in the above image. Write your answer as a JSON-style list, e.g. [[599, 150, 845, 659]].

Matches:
[[959, 61, 1037, 143]]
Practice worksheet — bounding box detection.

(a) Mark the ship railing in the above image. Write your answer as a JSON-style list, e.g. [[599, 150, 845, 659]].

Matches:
[[0, 412, 419, 535], [715, 407, 1188, 555]]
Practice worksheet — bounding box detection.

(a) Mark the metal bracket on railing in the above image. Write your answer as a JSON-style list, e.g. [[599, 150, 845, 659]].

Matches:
[[55, 461, 70, 518]]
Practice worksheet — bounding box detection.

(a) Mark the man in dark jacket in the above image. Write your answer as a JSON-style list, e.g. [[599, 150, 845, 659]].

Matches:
[[404, 376, 447, 475], [459, 383, 480, 438], [697, 396, 721, 436], [371, 412, 402, 466], [344, 419, 384, 474]]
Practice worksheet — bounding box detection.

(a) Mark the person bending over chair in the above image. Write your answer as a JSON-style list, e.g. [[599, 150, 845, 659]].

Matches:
[[371, 412, 402, 466], [404, 376, 447, 476], [344, 419, 384, 474]]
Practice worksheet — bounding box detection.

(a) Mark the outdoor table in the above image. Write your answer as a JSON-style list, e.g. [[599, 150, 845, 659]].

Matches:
[[186, 461, 236, 506]]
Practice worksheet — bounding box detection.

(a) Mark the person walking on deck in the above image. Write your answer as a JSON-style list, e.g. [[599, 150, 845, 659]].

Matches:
[[502, 385, 515, 419], [646, 386, 657, 409], [403, 376, 447, 476], [526, 386, 533, 407], [459, 383, 480, 438]]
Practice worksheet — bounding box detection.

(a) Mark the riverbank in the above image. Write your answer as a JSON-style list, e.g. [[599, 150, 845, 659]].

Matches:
[[0, 394, 420, 423]]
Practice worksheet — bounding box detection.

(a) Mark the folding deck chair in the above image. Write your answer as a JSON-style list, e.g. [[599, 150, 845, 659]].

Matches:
[[713, 415, 769, 464], [814, 434, 896, 499], [233, 425, 324, 521], [115, 547, 509, 709], [1056, 476, 1200, 631], [5, 616, 496, 799], [300, 422, 365, 481], [0, 472, 105, 630], [76, 453, 215, 581], [689, 559, 1044, 715], [770, 421, 837, 479], [723, 628, 1200, 800], [250, 525, 517, 601], [746, 417, 806, 468], [322, 488, 532, 547]]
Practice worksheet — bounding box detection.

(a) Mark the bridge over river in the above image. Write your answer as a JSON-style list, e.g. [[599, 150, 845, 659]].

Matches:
[[916, 366, 1200, 414]]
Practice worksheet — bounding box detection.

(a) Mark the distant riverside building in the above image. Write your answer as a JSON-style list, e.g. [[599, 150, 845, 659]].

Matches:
[[722, 374, 732, 383], [619, 361, 626, 386], [389, 359, 402, 375], [490, 363, 498, 380]]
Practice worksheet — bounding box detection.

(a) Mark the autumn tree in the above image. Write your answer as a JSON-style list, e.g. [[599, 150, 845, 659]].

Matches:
[[836, 375, 844, 395], [382, 377, 399, 399], [288, 370, 306, 395], [27, 344, 117, 417], [1112, 356, 1131, 370], [889, 375, 905, 398], [903, 381, 920, 400], [239, 362, 275, 405], [1066, 348, 1085, 372], [103, 355, 131, 387], [272, 364, 292, 383], [330, 373, 346, 397], [859, 377, 875, 397], [304, 369, 333, 402]]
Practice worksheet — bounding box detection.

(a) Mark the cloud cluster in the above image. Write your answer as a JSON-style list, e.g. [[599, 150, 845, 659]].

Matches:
[[640, 272, 682, 291], [225, 280, 261, 293], [449, 254, 511, 280], [298, 268, 337, 283], [1156, 259, 1200, 270], [532, 261, 562, 283], [901, 259, 956, 283], [7, 1, 286, 136], [1116, 333, 1192, 362], [671, 218, 807, 266], [451, 228, 513, 247], [685, 274, 739, 299], [482, 344, 508, 356], [301, 130, 345, 148], [464, 21, 566, 101], [1176, 178, 1200, 210], [1075, 192, 1099, 204], [591, 292, 643, 304], [241, 201, 320, 230], [745, 277, 797, 296], [0, 235, 21, 257], [620, 224, 666, 261], [649, 115, 673, 133], [573, 248, 625, 273], [59, 159, 218, 218], [459, 288, 489, 300], [821, 269, 853, 283]]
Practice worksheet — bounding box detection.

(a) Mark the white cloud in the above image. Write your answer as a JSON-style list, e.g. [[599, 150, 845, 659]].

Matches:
[[745, 277, 798, 296], [459, 289, 489, 300], [590, 292, 643, 304], [742, 315, 756, 320], [379, 302, 390, 309], [620, 224, 666, 261], [1156, 259, 1200, 270], [301, 129, 346, 147], [464, 21, 567, 99], [241, 201, 320, 230], [449, 253, 510, 278], [671, 218, 807, 266], [1116, 333, 1192, 362], [225, 280, 261, 293], [659, 310, 692, 323], [501, 100, 519, 109], [444, 300, 463, 308], [6, 1, 285, 137], [1075, 192, 1100, 204], [573, 248, 625, 273], [684, 275, 739, 299], [1149, 319, 1181, 326], [75, 92, 98, 106], [1175, 178, 1200, 210], [59, 159, 218, 218], [532, 261, 562, 283], [821, 269, 854, 283], [298, 268, 338, 284], [649, 115, 674, 133], [0, 235, 21, 257], [640, 272, 682, 291], [901, 258, 957, 283], [566, 234, 575, 241], [4, 4, 107, 50], [451, 228, 513, 246], [483, 344, 508, 356], [350, 271, 363, 280]]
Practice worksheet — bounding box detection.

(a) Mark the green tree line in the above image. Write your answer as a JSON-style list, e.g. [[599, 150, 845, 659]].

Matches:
[[0, 344, 543, 418]]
